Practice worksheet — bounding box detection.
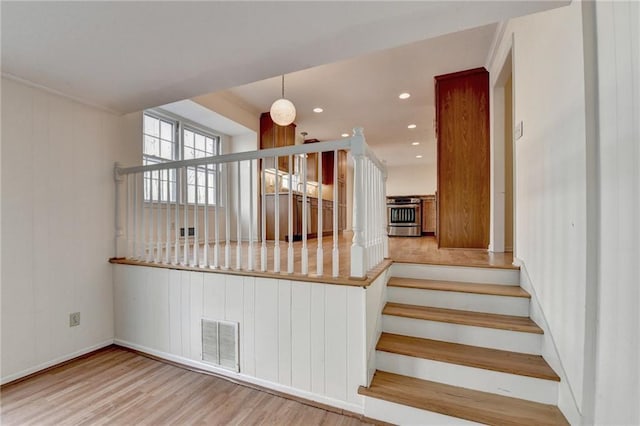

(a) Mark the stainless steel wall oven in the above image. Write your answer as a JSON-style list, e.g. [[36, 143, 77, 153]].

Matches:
[[387, 197, 422, 237]]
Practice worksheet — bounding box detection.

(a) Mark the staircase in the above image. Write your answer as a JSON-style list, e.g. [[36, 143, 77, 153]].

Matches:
[[358, 264, 568, 425]]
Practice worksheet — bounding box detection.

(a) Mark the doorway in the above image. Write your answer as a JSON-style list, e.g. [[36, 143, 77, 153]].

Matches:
[[491, 50, 515, 254]]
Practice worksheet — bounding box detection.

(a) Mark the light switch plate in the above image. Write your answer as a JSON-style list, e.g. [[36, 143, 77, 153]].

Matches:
[[515, 120, 524, 140]]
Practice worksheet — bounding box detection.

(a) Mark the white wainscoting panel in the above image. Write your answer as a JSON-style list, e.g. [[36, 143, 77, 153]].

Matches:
[[113, 264, 368, 410]]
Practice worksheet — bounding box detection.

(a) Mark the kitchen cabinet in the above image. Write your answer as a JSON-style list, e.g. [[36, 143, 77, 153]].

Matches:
[[421, 195, 436, 235], [260, 112, 296, 172], [264, 193, 334, 240], [435, 67, 489, 248]]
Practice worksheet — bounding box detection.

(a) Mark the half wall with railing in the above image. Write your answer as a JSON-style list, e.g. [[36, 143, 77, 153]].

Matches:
[[113, 128, 388, 280]]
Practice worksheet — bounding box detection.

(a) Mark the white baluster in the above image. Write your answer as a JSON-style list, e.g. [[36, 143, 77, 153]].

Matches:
[[260, 162, 267, 272], [382, 167, 389, 259], [203, 164, 210, 267], [332, 150, 339, 277], [287, 155, 294, 274], [192, 166, 199, 266], [173, 169, 180, 265], [147, 170, 153, 262], [182, 166, 189, 266], [236, 161, 242, 270], [135, 173, 141, 259], [350, 128, 366, 278], [301, 155, 308, 275], [274, 156, 281, 273], [213, 164, 220, 269], [165, 169, 171, 264], [317, 151, 323, 276], [123, 171, 129, 258], [225, 163, 231, 270], [248, 160, 255, 271], [156, 169, 162, 263]]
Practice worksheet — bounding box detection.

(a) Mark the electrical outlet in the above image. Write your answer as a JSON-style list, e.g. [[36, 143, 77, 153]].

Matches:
[[69, 312, 80, 327]]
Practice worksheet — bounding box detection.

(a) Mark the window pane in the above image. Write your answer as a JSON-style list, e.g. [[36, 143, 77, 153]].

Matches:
[[195, 134, 205, 152], [206, 137, 214, 154], [184, 130, 194, 148], [186, 146, 196, 160], [160, 121, 173, 141], [160, 140, 174, 160], [144, 136, 159, 157], [144, 115, 159, 137], [197, 169, 206, 186], [197, 186, 205, 204]]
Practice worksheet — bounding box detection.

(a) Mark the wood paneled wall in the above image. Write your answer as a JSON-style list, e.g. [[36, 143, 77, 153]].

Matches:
[[113, 264, 367, 411], [436, 68, 490, 248]]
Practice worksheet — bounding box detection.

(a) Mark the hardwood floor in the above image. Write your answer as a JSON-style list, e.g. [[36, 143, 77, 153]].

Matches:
[[0, 346, 376, 426], [389, 235, 516, 269], [113, 234, 515, 288]]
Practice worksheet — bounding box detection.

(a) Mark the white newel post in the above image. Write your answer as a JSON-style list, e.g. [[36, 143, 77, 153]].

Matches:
[[114, 162, 127, 258], [350, 128, 367, 278], [382, 167, 389, 259]]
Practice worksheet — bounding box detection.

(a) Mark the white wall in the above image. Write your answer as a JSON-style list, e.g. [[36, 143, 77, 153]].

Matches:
[[229, 132, 258, 241], [488, 2, 588, 418], [385, 163, 436, 196], [592, 1, 640, 424], [113, 264, 367, 412], [0, 78, 137, 383]]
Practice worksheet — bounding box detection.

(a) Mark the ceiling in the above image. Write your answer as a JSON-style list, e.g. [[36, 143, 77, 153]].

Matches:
[[226, 24, 497, 167], [1, 1, 567, 114]]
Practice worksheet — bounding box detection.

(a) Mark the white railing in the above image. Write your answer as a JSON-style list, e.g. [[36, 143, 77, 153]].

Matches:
[[114, 128, 388, 279]]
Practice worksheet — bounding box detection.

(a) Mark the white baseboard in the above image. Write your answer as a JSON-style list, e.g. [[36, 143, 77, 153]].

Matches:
[[518, 262, 582, 425], [114, 339, 364, 415], [1, 339, 115, 385]]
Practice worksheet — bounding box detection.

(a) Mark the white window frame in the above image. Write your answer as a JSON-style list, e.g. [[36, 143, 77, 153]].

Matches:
[[142, 109, 223, 206]]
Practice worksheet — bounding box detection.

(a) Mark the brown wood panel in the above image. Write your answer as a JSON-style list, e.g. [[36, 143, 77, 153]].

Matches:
[[387, 277, 530, 298], [436, 68, 490, 248], [383, 302, 543, 334], [421, 195, 436, 234], [376, 333, 559, 381], [259, 112, 296, 173], [1, 346, 379, 426], [358, 371, 568, 426]]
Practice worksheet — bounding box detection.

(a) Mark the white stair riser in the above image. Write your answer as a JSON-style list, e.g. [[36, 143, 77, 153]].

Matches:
[[391, 263, 519, 285], [364, 395, 481, 425], [377, 351, 558, 405], [383, 315, 542, 355], [387, 287, 530, 317]]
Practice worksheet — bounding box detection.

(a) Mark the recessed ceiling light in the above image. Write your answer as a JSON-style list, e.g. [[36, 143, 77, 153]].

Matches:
[[399, 92, 411, 99], [408, 124, 417, 129], [416, 155, 423, 159], [341, 133, 349, 138], [313, 107, 323, 113], [411, 142, 420, 146]]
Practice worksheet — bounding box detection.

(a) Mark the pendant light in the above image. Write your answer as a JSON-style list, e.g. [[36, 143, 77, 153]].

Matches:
[[270, 75, 296, 126]]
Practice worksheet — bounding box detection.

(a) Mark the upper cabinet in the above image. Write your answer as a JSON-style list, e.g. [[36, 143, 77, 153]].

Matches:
[[260, 112, 296, 172], [435, 67, 489, 249]]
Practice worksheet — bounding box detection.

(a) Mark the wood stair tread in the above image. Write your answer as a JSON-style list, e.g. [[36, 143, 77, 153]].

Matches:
[[358, 371, 568, 426], [388, 277, 530, 298], [383, 302, 543, 334], [377, 332, 559, 381]]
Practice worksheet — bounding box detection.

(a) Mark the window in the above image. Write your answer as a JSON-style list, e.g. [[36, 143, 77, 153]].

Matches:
[[143, 113, 177, 202], [183, 128, 219, 205], [142, 111, 222, 205]]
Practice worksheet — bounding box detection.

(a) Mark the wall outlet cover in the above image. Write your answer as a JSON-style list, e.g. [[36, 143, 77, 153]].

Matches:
[[69, 312, 80, 327]]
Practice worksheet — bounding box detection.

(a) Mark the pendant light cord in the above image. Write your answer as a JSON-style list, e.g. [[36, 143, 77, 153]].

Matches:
[[281, 75, 285, 98]]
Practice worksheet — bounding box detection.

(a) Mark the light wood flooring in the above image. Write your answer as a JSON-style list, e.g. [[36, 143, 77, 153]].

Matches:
[[113, 234, 515, 286], [388, 235, 516, 269], [0, 346, 377, 426], [359, 371, 568, 426]]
